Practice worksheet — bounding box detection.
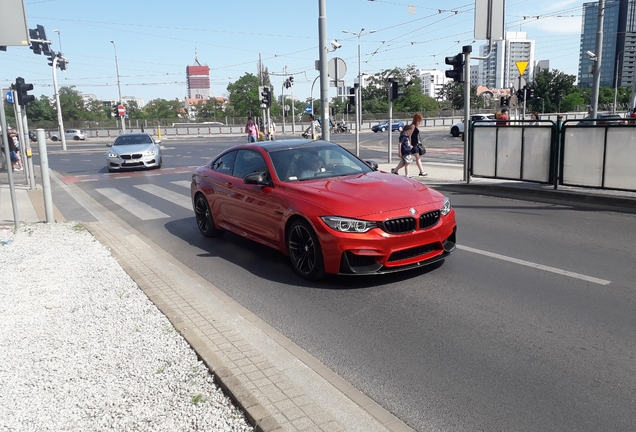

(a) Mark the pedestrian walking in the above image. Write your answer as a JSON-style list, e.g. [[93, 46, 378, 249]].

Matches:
[[391, 124, 414, 177], [245, 117, 258, 143], [409, 113, 427, 177], [498, 107, 510, 125]]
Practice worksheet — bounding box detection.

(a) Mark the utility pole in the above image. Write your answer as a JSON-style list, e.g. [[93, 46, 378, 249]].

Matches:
[[591, 0, 605, 120], [318, 0, 330, 141]]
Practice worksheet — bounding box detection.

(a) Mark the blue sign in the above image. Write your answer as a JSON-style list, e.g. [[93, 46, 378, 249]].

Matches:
[[5, 92, 14, 104], [305, 105, 312, 114]]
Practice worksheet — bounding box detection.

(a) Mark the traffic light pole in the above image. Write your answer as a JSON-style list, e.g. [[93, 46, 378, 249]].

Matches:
[[387, 80, 393, 164], [462, 46, 472, 183], [0, 91, 20, 228], [52, 56, 67, 151]]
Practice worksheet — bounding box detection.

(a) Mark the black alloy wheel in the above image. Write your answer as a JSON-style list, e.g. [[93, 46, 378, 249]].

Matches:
[[287, 220, 325, 280], [194, 194, 223, 238]]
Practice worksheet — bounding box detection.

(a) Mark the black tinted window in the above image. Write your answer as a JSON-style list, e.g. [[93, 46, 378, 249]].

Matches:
[[233, 150, 267, 179]]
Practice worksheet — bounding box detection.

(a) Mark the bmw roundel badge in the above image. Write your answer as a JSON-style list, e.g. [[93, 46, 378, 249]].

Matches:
[[409, 207, 417, 215]]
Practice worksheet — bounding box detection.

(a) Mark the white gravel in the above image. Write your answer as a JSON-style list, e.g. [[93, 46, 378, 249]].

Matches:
[[0, 222, 253, 432]]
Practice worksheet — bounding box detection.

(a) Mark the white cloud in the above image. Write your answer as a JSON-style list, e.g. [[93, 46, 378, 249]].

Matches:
[[525, 16, 582, 35]]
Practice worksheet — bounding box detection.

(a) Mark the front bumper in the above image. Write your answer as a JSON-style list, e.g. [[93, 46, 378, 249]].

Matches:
[[313, 210, 457, 275], [108, 155, 159, 170]]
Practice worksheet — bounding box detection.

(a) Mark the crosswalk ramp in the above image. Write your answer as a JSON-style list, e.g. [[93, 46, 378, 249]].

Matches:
[[95, 181, 193, 221]]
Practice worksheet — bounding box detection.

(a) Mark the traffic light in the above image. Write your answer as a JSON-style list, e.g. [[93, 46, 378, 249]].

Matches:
[[444, 53, 464, 83], [47, 52, 56, 67], [260, 86, 271, 107], [113, 105, 119, 118], [289, 76, 294, 86], [527, 88, 535, 100], [516, 88, 525, 103], [14, 77, 35, 106], [348, 87, 356, 106], [391, 81, 404, 100], [29, 28, 42, 55]]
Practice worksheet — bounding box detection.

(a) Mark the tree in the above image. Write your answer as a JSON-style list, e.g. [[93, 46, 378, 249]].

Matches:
[[227, 73, 263, 117], [143, 98, 182, 119], [58, 86, 89, 121], [438, 82, 478, 110], [530, 69, 576, 113], [25, 95, 56, 123]]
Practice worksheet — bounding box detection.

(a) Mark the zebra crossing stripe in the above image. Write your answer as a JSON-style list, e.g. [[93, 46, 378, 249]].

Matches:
[[95, 188, 170, 220], [171, 181, 191, 188], [133, 184, 192, 210]]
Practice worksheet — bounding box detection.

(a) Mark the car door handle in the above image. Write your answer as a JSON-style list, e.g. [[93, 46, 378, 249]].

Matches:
[[225, 182, 233, 188]]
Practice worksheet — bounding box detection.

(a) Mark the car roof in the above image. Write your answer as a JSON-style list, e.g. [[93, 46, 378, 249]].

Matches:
[[251, 139, 332, 152], [116, 133, 152, 137]]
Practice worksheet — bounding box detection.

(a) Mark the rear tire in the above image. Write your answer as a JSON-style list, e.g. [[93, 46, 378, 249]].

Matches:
[[287, 219, 325, 280], [194, 194, 223, 238], [398, 126, 404, 132]]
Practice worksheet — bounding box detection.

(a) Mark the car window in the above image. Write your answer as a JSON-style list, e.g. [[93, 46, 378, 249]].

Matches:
[[233, 150, 267, 179], [211, 151, 236, 175], [269, 145, 371, 182]]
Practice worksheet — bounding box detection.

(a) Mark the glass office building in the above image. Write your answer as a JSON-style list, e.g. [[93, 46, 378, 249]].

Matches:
[[579, 0, 636, 88]]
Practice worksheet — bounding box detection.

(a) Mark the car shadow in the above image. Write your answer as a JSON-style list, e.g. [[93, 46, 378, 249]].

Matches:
[[164, 217, 447, 290]]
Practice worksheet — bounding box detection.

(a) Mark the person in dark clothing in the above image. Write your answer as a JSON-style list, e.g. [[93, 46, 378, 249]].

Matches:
[[391, 124, 414, 176], [409, 113, 427, 177]]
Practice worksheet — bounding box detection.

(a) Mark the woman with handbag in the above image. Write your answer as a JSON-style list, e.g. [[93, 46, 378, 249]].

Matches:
[[409, 113, 427, 177]]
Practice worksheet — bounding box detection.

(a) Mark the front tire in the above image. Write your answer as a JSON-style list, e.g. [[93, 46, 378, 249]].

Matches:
[[287, 220, 325, 280], [194, 194, 223, 238], [451, 126, 460, 137], [51, 136, 58, 142], [381, 127, 386, 132]]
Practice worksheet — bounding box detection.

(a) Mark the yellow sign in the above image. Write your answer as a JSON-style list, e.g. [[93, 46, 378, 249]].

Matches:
[[516, 61, 529, 76]]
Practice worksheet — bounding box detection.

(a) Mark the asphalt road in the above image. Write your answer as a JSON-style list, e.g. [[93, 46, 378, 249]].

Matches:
[[36, 132, 636, 431]]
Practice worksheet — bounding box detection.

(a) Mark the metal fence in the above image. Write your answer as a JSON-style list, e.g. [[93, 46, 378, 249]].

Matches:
[[470, 118, 636, 193]]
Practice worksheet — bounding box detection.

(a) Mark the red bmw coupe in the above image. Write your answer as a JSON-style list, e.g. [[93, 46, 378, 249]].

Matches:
[[191, 139, 456, 280]]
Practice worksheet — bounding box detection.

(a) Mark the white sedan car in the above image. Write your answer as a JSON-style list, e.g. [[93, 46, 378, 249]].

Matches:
[[450, 114, 496, 137], [106, 133, 162, 173], [51, 129, 86, 141]]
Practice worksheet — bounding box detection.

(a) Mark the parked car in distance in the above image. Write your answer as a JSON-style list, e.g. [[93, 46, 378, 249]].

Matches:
[[372, 120, 405, 133], [28, 130, 37, 142], [450, 114, 496, 137], [191, 139, 457, 280], [106, 133, 162, 173], [577, 114, 625, 125], [50, 129, 87, 141]]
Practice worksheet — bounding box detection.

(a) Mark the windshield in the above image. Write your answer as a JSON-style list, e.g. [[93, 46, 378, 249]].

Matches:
[[269, 144, 373, 182], [113, 135, 154, 146]]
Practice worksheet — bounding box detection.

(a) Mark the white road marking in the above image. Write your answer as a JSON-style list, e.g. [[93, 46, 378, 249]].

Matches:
[[95, 188, 169, 220], [171, 180, 191, 188], [134, 184, 192, 209], [457, 244, 611, 286]]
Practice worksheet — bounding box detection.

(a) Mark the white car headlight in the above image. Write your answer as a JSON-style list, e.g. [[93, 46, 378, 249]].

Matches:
[[440, 197, 451, 216], [322, 216, 377, 233], [108, 152, 118, 158], [143, 149, 156, 156]]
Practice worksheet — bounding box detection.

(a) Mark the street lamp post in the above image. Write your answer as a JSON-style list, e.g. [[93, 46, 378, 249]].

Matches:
[[110, 40, 126, 132], [342, 28, 375, 128]]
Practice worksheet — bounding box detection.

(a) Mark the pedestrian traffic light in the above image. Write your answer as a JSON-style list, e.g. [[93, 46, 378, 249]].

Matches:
[[260, 86, 271, 107], [289, 76, 294, 86], [391, 81, 404, 100], [516, 88, 525, 103], [445, 53, 464, 83], [527, 88, 535, 100], [14, 77, 35, 106]]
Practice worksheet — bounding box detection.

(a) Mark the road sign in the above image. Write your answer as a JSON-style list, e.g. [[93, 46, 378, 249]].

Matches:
[[305, 105, 312, 114], [516, 61, 529, 76], [117, 105, 126, 116], [328, 57, 347, 80], [6, 91, 14, 104]]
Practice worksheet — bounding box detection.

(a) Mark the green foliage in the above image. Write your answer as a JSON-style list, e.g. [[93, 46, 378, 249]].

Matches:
[[144, 98, 182, 119], [226, 73, 264, 117], [438, 82, 478, 110], [529, 69, 576, 113]]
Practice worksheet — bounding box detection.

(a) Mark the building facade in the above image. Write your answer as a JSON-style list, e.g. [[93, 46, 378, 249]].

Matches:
[[477, 32, 535, 89], [578, 0, 636, 88], [186, 65, 211, 99], [416, 69, 449, 100]]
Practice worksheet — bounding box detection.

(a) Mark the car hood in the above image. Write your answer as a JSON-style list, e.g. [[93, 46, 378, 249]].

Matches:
[[109, 144, 156, 154], [282, 171, 444, 218]]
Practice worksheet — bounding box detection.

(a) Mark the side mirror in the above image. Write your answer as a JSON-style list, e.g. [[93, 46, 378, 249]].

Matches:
[[244, 172, 271, 186], [106, 143, 113, 147], [364, 160, 378, 170], [155, 140, 162, 144]]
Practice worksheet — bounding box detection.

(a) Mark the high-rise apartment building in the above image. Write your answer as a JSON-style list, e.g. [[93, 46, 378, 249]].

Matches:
[[578, 0, 636, 88], [186, 61, 211, 100], [477, 32, 535, 89], [416, 69, 449, 100]]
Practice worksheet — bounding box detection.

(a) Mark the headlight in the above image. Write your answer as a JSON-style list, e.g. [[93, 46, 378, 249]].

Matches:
[[321, 216, 377, 233], [143, 149, 156, 156], [440, 197, 451, 216], [108, 152, 118, 158]]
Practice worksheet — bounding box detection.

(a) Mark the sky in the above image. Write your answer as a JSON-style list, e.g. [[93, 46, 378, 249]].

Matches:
[[1, 0, 585, 106]]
